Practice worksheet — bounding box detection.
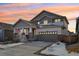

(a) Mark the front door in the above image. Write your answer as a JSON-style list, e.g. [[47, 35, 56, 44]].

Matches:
[[32, 28, 36, 37]]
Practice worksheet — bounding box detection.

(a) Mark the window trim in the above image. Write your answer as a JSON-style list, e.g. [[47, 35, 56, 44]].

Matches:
[[54, 19, 61, 22], [44, 20, 48, 25], [39, 31, 57, 35]]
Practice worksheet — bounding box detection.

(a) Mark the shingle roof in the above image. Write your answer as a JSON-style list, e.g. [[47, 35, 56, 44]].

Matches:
[[31, 10, 69, 24], [14, 19, 36, 28], [0, 22, 13, 30]]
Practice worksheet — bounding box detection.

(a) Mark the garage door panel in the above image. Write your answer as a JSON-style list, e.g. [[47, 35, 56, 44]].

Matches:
[[36, 34, 58, 42]]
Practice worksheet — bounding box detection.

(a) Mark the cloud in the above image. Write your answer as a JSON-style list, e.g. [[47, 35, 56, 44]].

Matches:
[[31, 5, 79, 20], [0, 3, 79, 32], [0, 3, 35, 9], [0, 17, 18, 23]]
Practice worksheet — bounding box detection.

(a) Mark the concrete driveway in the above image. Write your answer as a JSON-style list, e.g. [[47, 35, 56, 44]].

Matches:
[[0, 41, 52, 56]]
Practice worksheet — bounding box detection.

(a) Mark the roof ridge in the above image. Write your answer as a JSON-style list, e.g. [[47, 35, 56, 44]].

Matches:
[[31, 10, 69, 24], [31, 10, 66, 21], [42, 10, 65, 17], [19, 19, 29, 22]]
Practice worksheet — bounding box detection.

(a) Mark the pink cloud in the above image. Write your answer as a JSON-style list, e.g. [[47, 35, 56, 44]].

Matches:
[[0, 3, 37, 9], [0, 3, 79, 32]]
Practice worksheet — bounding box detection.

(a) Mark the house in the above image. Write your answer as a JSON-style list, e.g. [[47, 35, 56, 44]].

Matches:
[[31, 10, 69, 41], [76, 17, 79, 34], [13, 19, 36, 41], [14, 10, 69, 42], [31, 10, 69, 35], [0, 22, 13, 42]]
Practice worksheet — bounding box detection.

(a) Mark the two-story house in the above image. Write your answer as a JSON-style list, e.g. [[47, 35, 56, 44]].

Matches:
[[31, 10, 69, 35], [14, 10, 69, 42], [31, 10, 69, 41]]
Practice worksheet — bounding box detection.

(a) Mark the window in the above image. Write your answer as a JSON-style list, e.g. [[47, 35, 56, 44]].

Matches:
[[58, 19, 61, 22], [55, 19, 61, 22], [39, 31, 57, 35], [52, 32, 55, 34], [55, 19, 58, 22], [48, 32, 50, 34], [44, 20, 48, 24], [38, 22, 40, 24], [51, 32, 57, 34]]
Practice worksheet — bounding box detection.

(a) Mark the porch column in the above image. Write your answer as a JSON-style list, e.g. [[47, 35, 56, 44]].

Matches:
[[29, 27, 33, 41], [29, 27, 32, 33], [14, 29, 16, 33]]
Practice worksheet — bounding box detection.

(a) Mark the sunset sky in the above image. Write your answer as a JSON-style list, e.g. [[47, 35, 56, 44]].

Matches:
[[0, 3, 79, 32]]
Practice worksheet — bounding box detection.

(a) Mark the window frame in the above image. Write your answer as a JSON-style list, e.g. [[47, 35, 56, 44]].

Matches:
[[54, 19, 61, 22], [39, 31, 57, 35], [44, 20, 48, 25]]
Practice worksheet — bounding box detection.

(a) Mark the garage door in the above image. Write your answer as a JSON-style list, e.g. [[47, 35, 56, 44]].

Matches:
[[36, 31, 58, 42]]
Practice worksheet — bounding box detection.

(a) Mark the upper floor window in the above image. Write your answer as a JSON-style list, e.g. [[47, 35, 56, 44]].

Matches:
[[55, 19, 61, 22], [55, 19, 58, 22], [44, 20, 48, 24], [58, 19, 61, 22]]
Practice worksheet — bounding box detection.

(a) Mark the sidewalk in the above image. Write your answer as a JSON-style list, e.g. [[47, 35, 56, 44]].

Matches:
[[0, 43, 24, 49]]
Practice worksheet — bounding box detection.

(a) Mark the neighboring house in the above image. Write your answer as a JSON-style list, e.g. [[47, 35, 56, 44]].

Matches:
[[14, 10, 69, 42], [0, 22, 13, 42], [13, 19, 36, 41], [76, 17, 79, 34]]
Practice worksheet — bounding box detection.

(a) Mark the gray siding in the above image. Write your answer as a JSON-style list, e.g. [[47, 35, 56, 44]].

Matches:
[[35, 27, 62, 35], [63, 20, 68, 29], [32, 12, 64, 22], [61, 29, 69, 35], [14, 21, 30, 28], [36, 27, 69, 35], [52, 21, 64, 26]]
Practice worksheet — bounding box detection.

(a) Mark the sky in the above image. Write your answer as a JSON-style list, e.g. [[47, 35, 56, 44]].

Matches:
[[0, 3, 79, 32]]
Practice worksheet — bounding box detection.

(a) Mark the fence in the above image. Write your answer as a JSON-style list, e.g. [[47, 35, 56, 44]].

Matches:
[[58, 35, 78, 44], [77, 35, 79, 42]]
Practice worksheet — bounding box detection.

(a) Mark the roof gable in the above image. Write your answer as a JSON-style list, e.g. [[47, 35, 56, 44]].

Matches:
[[31, 10, 69, 24], [14, 19, 36, 28], [14, 19, 31, 27]]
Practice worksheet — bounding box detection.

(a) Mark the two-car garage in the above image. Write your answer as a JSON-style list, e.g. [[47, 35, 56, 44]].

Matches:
[[35, 31, 58, 42]]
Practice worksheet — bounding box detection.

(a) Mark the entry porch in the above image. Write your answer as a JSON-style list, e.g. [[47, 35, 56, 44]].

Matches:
[[14, 27, 36, 41]]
